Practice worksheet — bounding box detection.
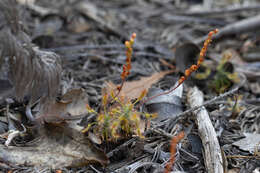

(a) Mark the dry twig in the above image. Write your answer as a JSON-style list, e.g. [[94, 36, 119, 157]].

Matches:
[[187, 87, 224, 173]]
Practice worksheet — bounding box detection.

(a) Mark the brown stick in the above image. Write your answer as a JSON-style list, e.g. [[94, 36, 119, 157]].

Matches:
[[187, 87, 224, 173]]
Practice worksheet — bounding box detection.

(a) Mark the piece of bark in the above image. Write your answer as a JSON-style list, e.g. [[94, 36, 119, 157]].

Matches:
[[187, 87, 224, 173]]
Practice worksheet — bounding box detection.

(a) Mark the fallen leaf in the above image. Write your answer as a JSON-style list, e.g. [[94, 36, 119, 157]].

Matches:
[[35, 88, 89, 124], [105, 70, 173, 101], [146, 82, 183, 121], [232, 133, 260, 154], [0, 123, 109, 169]]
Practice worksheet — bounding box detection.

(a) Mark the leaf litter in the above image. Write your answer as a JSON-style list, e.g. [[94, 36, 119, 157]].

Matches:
[[1, 0, 260, 172], [0, 122, 109, 169], [0, 89, 109, 168]]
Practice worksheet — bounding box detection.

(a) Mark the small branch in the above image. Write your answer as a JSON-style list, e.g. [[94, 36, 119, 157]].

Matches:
[[178, 4, 260, 16], [187, 87, 223, 173], [196, 14, 260, 43]]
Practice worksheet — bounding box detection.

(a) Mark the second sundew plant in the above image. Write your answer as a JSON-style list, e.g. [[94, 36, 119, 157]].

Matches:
[[210, 52, 240, 93], [195, 51, 240, 94], [83, 30, 218, 142]]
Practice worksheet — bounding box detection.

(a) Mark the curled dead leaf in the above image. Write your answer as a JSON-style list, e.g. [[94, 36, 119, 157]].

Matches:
[[35, 89, 89, 123]]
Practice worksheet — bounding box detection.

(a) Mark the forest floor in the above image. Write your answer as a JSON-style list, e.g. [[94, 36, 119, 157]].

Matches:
[[1, 0, 260, 173]]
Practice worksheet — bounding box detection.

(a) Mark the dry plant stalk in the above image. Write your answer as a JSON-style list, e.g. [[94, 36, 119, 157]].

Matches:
[[164, 131, 185, 173], [163, 29, 218, 172], [116, 33, 136, 95], [145, 29, 219, 102], [121, 33, 136, 80]]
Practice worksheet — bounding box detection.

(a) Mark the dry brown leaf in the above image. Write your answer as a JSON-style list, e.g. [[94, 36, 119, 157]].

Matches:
[[0, 89, 108, 169], [0, 123, 109, 169], [105, 70, 173, 100], [35, 89, 89, 123]]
